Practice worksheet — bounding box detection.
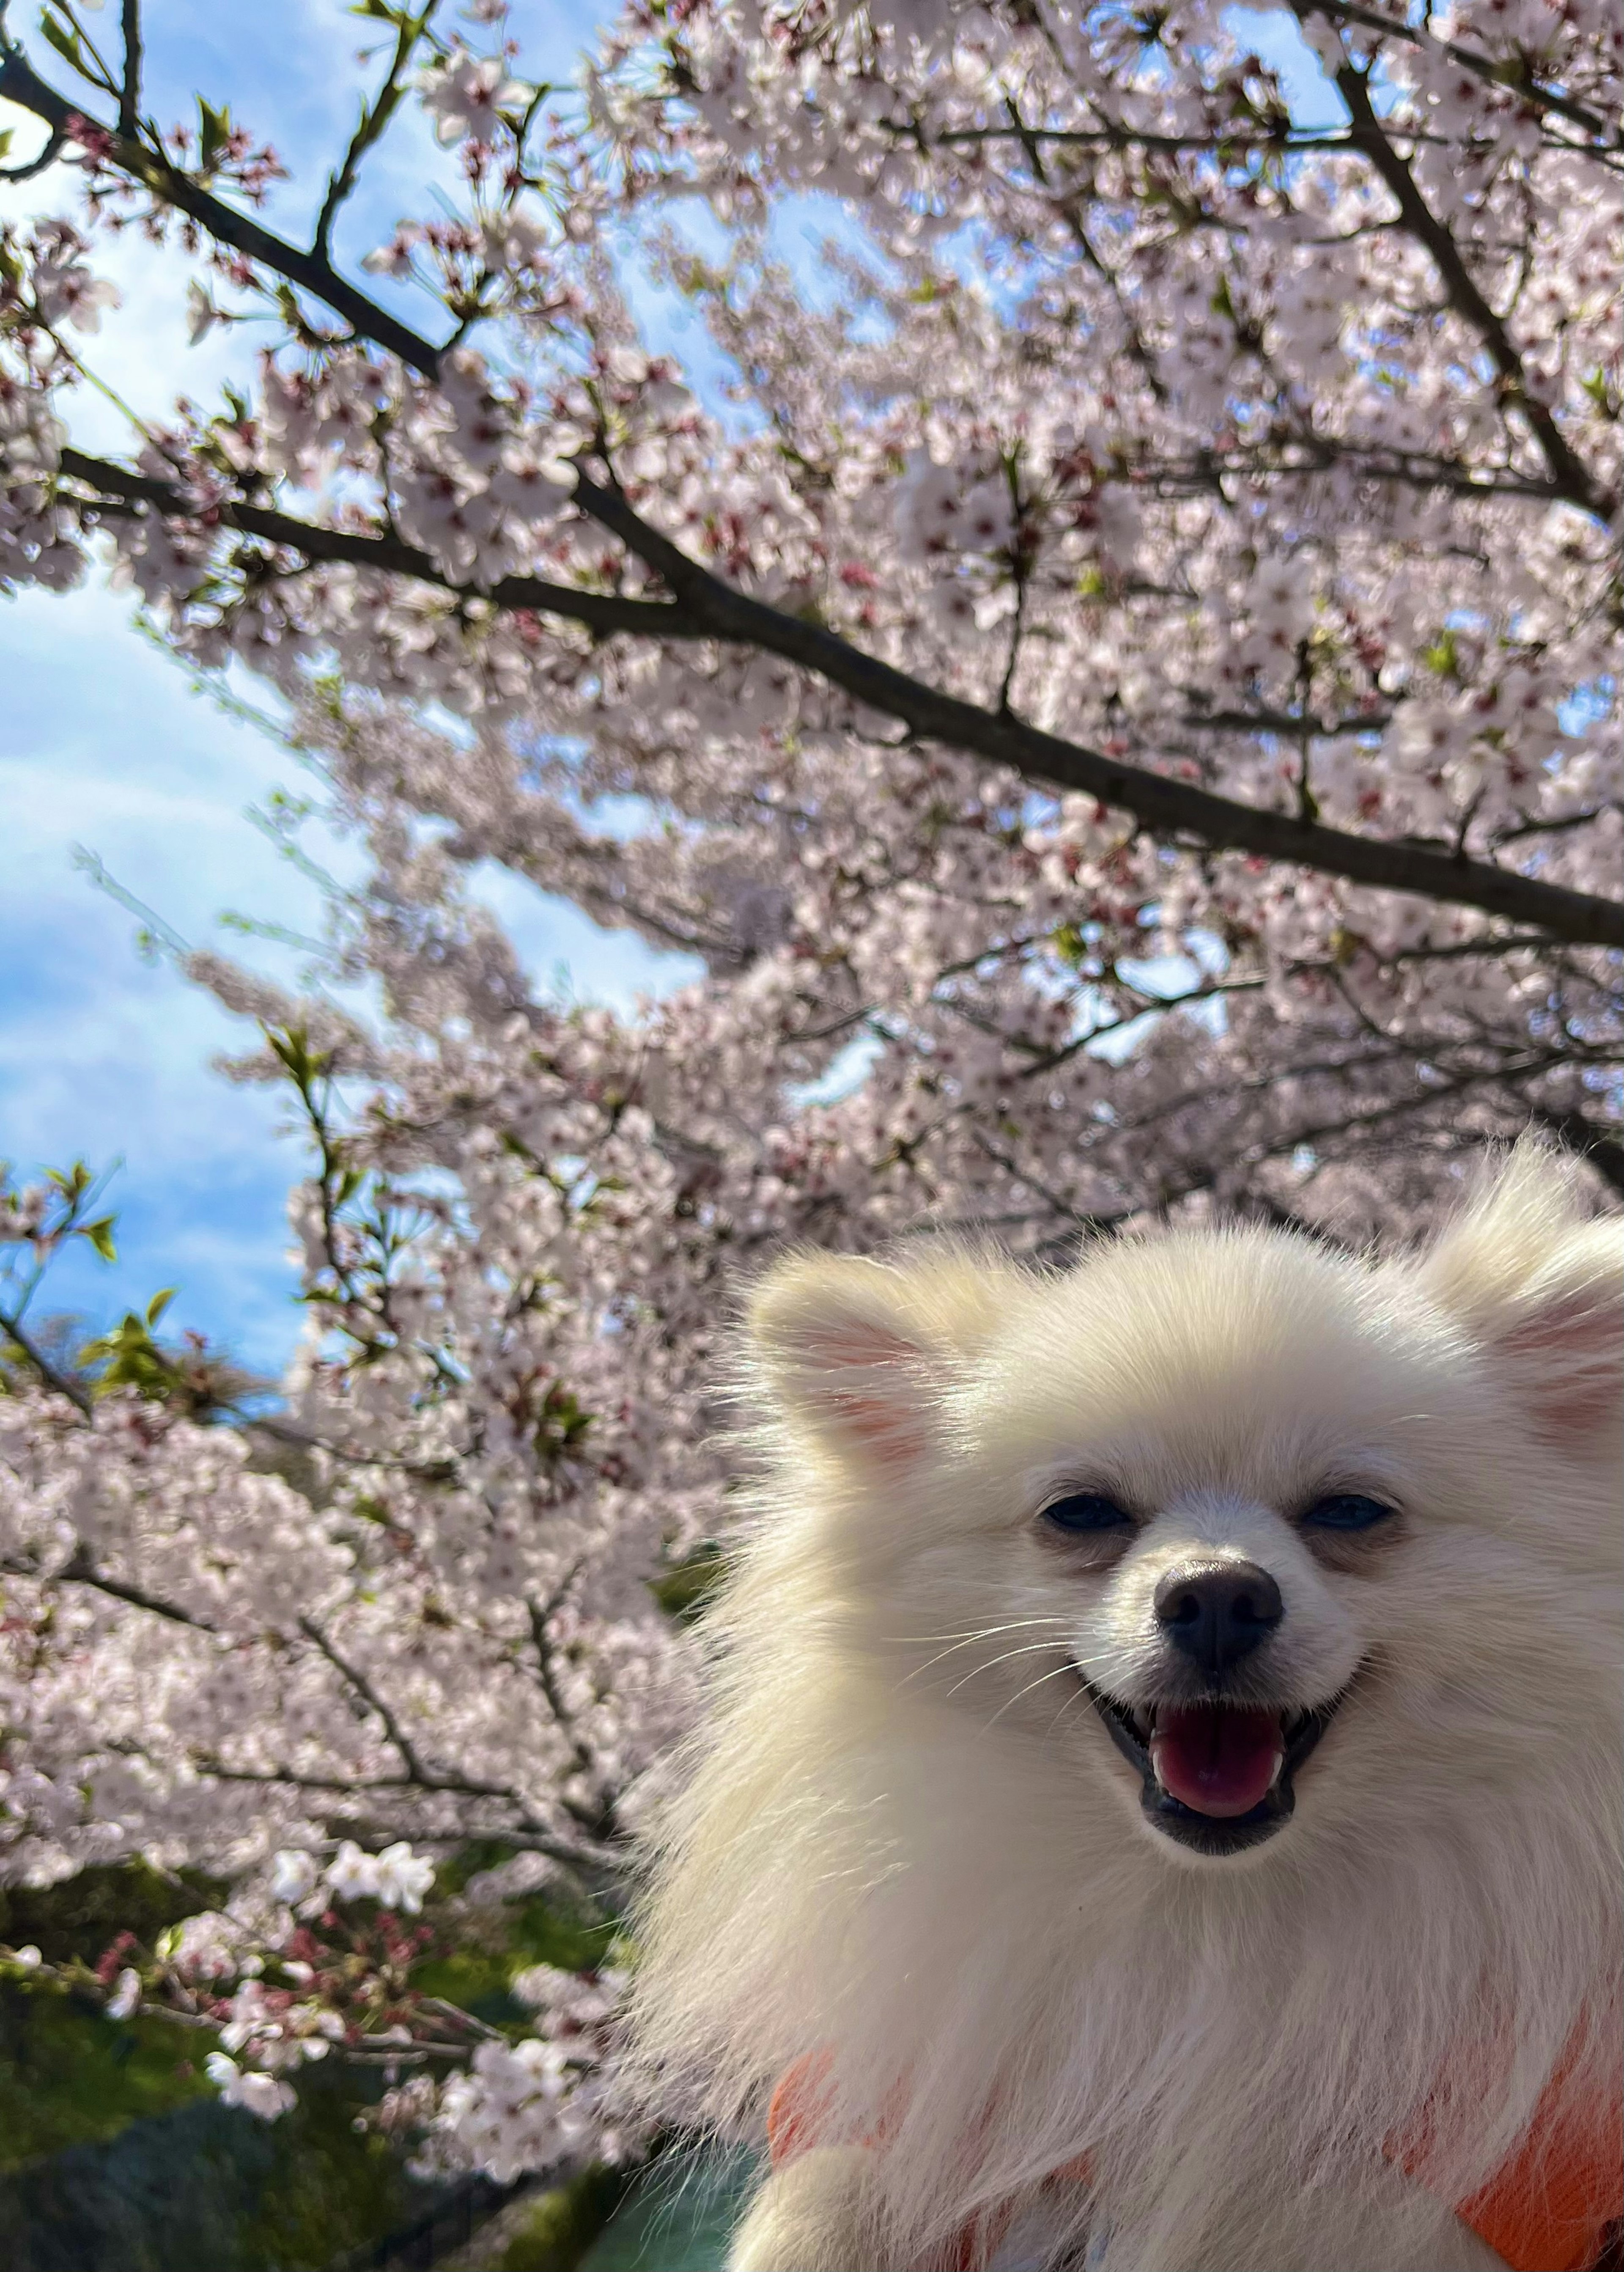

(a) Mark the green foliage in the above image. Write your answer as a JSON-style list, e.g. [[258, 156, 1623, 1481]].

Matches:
[[38, 10, 93, 82], [0, 1868, 450, 2269], [231, 2061, 439, 2272], [535, 1381, 593, 1464], [648, 1542, 730, 1625], [77, 1293, 173, 1392], [495, 2165, 634, 2272], [0, 1861, 226, 1968], [0, 1986, 212, 2168], [1051, 920, 1091, 970], [410, 1882, 620, 2027], [0, 2009, 442, 2271], [195, 96, 234, 177]]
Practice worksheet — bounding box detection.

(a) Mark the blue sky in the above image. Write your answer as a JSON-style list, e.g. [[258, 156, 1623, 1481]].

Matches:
[[0, 0, 701, 1375], [0, 1, 1339, 1379]]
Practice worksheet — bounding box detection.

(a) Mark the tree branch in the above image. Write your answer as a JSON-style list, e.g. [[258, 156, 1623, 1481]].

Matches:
[[569, 475, 1624, 949], [1299, 13, 1613, 520], [0, 1304, 93, 1414], [187, 1756, 623, 1881], [298, 1614, 433, 1782], [1, 1544, 219, 1630], [293, 1612, 625, 1876], [54, 444, 1624, 949], [1182, 705, 1391, 739], [0, 35, 442, 378], [314, 4, 437, 264], [118, 0, 141, 142], [7, 25, 1617, 948], [1309, 0, 1618, 146], [58, 446, 678, 640]]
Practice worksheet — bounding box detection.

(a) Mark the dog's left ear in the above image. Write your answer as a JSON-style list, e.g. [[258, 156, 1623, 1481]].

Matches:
[[1418, 1138, 1623, 1444], [746, 1249, 1018, 1470]]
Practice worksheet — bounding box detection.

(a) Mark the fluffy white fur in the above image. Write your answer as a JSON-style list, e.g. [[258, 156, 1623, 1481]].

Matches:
[[628, 1144, 1623, 2272]]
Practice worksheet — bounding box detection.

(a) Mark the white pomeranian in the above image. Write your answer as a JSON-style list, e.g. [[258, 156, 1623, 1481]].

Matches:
[[629, 1143, 1622, 2272]]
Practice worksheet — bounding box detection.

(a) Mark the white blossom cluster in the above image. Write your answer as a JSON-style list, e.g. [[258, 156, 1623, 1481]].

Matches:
[[0, 0, 1619, 2190], [426, 1966, 642, 2183], [273, 1841, 436, 1915]]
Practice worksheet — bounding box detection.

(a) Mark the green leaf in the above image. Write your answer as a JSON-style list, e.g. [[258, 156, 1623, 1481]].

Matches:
[[1579, 367, 1619, 420], [39, 11, 89, 77], [266, 1025, 321, 1086], [1051, 920, 1089, 969], [649, 1541, 730, 1624], [145, 1288, 176, 1327], [82, 1217, 117, 1264], [195, 96, 232, 175]]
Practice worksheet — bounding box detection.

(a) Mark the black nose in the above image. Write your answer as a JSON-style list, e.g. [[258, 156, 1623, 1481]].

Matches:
[[1153, 1560, 1283, 1678]]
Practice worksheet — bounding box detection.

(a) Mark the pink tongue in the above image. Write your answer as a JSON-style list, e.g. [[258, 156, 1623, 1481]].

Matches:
[[1150, 1706, 1284, 1819]]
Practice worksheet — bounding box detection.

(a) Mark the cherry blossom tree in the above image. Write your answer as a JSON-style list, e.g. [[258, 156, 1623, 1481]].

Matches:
[[0, 0, 1619, 2191]]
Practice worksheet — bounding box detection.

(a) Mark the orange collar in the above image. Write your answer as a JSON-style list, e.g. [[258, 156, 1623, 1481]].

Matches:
[[768, 2050, 1624, 2272]]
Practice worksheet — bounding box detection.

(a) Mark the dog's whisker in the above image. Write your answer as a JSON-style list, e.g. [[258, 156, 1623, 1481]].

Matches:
[[1044, 1683, 1090, 1741], [979, 1659, 1080, 1733], [941, 1640, 1075, 1701], [896, 1618, 1073, 1685], [888, 1616, 1071, 1650]]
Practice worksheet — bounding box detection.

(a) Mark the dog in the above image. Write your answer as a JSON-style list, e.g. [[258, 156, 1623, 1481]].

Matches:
[[629, 1143, 1622, 2271]]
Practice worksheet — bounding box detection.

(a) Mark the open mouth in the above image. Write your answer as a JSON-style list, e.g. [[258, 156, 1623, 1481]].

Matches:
[[1081, 1681, 1349, 1856]]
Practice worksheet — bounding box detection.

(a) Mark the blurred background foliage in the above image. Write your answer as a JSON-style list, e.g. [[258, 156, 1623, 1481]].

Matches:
[[0, 1857, 751, 2272]]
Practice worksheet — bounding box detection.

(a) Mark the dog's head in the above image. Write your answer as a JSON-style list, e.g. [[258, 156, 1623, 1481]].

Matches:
[[745, 1144, 1621, 1871]]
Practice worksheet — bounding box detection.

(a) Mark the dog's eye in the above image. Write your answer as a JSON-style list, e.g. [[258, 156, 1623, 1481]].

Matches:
[[1040, 1492, 1135, 1534], [1301, 1493, 1394, 1532]]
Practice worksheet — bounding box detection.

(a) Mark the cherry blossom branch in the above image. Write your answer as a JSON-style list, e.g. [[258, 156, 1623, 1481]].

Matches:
[[56, 448, 678, 641], [0, 1544, 218, 1629], [0, 1302, 93, 1413], [911, 122, 1417, 157], [525, 1572, 618, 1840], [0, 28, 442, 377], [1184, 706, 1392, 739], [0, 41, 1604, 931], [180, 1757, 622, 1882], [292, 1614, 623, 1878], [1140, 445, 1579, 507], [57, 440, 1619, 948], [7, 21, 1612, 950], [568, 476, 1624, 950], [313, 4, 440, 265], [1298, 13, 1613, 520], [1308, 0, 1619, 147], [297, 1615, 437, 1783]]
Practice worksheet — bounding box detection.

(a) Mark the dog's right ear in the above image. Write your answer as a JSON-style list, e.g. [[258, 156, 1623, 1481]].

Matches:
[[746, 1250, 1013, 1471], [1418, 1138, 1623, 1446]]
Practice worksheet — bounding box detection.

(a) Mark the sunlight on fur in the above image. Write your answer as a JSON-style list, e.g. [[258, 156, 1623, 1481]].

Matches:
[[627, 1141, 1623, 2272]]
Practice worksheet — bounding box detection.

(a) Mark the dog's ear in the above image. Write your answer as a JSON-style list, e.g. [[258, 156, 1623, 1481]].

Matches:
[[1418, 1138, 1623, 1444], [746, 1250, 1015, 1469]]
